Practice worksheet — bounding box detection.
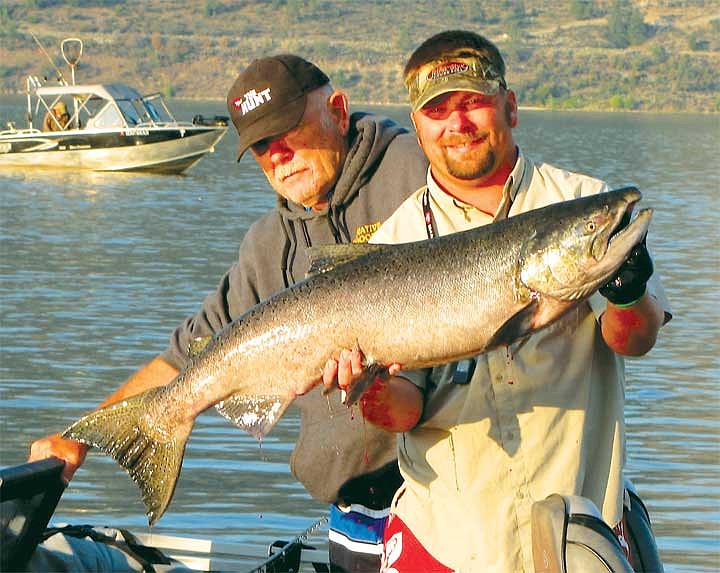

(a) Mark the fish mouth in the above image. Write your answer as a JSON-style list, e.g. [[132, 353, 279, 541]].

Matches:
[[520, 187, 654, 303], [598, 195, 652, 264]]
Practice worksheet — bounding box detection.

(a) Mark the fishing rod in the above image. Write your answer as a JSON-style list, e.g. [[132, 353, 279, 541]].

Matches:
[[246, 515, 328, 573], [30, 32, 68, 85]]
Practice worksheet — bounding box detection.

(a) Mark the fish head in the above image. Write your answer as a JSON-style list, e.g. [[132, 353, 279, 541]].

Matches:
[[520, 186, 652, 302]]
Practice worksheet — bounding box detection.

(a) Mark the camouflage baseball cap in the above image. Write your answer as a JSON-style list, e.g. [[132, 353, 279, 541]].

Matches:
[[405, 51, 506, 112]]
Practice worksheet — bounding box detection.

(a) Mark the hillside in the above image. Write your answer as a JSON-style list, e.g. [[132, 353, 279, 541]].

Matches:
[[1, 0, 718, 112]]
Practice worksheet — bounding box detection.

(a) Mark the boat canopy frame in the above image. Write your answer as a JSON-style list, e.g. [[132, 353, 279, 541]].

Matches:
[[22, 75, 184, 133]]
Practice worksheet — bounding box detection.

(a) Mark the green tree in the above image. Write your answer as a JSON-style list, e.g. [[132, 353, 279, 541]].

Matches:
[[606, 0, 650, 48], [650, 44, 668, 64], [569, 0, 594, 20], [608, 93, 634, 109], [687, 33, 702, 51], [203, 0, 218, 17], [0, 5, 18, 35]]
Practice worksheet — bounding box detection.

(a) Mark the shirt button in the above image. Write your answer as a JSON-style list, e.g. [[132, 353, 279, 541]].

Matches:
[[495, 373, 503, 382]]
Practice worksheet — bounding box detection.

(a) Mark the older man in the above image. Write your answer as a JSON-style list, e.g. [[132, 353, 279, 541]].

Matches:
[[29, 54, 428, 572]]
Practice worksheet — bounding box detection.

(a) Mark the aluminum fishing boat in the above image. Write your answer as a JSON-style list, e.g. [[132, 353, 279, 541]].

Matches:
[[0, 459, 663, 572], [0, 38, 228, 174]]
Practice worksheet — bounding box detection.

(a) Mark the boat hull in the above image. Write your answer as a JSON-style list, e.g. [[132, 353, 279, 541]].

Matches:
[[0, 126, 227, 174]]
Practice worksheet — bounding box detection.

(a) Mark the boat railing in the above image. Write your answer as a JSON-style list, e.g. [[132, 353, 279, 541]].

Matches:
[[25, 76, 77, 131], [0, 125, 42, 136], [27, 76, 45, 91]]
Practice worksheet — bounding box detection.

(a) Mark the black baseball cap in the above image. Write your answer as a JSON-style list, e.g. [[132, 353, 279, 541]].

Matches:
[[226, 54, 330, 160]]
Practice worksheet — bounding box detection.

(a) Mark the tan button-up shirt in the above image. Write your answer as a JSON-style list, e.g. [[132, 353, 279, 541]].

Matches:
[[370, 151, 670, 572]]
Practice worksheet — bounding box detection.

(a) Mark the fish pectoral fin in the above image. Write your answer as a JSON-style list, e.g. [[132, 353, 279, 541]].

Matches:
[[62, 387, 191, 526], [485, 301, 539, 350], [215, 394, 292, 439], [306, 243, 388, 277], [343, 362, 390, 407]]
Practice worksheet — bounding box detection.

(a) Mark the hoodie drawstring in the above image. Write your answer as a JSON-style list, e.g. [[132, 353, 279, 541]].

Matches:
[[278, 214, 295, 288], [300, 219, 313, 248], [331, 206, 353, 243], [326, 208, 345, 244]]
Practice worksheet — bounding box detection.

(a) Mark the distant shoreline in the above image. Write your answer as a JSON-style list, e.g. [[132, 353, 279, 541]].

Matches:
[[0, 92, 716, 116], [167, 97, 719, 114]]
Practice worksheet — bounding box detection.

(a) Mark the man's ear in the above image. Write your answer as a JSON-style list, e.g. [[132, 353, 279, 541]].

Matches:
[[328, 90, 350, 135], [506, 89, 518, 128], [409, 112, 422, 146]]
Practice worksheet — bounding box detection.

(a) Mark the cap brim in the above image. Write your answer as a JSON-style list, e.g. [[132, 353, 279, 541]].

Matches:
[[411, 78, 501, 112], [236, 95, 307, 161]]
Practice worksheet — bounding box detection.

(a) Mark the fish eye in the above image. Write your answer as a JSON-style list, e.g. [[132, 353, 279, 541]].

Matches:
[[585, 221, 596, 233]]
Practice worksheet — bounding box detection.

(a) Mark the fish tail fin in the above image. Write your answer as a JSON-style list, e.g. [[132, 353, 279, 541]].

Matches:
[[62, 387, 192, 525]]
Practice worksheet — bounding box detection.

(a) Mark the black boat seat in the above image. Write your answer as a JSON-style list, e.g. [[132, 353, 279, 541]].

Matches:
[[532, 494, 634, 573], [1, 458, 66, 572], [1, 459, 189, 572]]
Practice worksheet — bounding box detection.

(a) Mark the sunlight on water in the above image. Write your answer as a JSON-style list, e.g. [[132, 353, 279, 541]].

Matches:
[[2, 99, 718, 571]]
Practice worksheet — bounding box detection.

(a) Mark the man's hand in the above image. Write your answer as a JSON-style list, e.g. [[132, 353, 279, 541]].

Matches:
[[600, 236, 654, 306], [320, 348, 421, 432], [599, 231, 665, 356], [321, 348, 401, 395], [28, 433, 88, 485], [27, 356, 180, 485]]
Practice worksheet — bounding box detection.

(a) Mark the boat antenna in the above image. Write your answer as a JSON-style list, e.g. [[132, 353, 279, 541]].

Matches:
[[61, 38, 83, 86], [30, 32, 67, 86]]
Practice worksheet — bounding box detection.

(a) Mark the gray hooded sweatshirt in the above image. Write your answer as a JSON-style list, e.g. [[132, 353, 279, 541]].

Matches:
[[161, 112, 428, 507]]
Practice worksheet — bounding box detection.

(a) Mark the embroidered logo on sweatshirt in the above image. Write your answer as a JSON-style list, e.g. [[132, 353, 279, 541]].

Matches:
[[353, 221, 382, 243]]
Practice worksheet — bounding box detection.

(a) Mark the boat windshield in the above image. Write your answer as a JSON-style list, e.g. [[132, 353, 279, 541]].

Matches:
[[143, 94, 175, 123], [117, 100, 142, 125], [80, 96, 129, 129], [63, 95, 136, 129], [112, 95, 176, 126]]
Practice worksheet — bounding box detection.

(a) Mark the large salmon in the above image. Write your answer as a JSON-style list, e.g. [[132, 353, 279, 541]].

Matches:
[[63, 186, 652, 524]]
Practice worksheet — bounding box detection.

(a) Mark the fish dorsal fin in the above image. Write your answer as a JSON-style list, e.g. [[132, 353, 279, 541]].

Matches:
[[306, 243, 387, 277], [187, 336, 213, 359], [215, 394, 293, 439]]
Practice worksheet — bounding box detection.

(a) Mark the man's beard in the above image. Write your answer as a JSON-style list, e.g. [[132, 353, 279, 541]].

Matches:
[[444, 147, 496, 181]]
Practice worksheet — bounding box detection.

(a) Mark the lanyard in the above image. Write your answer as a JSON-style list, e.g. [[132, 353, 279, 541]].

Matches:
[[421, 187, 437, 240]]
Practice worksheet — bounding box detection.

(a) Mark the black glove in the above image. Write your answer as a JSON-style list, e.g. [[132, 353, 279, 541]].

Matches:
[[599, 232, 654, 306]]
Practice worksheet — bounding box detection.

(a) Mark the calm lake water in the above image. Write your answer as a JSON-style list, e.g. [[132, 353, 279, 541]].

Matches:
[[1, 99, 718, 572]]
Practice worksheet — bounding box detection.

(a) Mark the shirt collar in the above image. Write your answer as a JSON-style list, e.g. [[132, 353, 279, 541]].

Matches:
[[425, 148, 526, 222]]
